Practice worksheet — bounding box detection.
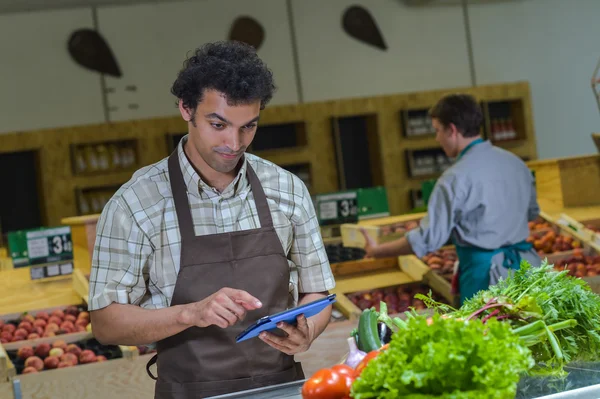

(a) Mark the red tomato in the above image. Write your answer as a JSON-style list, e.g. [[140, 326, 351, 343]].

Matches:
[[353, 350, 380, 378], [302, 368, 349, 399], [331, 365, 354, 395]]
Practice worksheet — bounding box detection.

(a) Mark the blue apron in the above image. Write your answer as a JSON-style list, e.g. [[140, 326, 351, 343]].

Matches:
[[451, 138, 533, 305]]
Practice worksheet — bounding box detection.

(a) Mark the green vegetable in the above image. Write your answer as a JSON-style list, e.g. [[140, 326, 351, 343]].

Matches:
[[418, 260, 600, 376], [351, 314, 534, 399], [357, 309, 382, 352]]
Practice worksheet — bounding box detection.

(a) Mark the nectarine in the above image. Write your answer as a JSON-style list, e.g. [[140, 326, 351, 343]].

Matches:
[[17, 346, 34, 360], [24, 356, 44, 371], [44, 356, 60, 369], [35, 343, 51, 358]]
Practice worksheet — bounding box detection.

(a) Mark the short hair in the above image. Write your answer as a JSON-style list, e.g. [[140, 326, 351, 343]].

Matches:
[[171, 41, 276, 113], [429, 94, 483, 138]]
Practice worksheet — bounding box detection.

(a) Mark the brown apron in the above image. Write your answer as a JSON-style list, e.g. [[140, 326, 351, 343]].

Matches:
[[145, 150, 304, 398]]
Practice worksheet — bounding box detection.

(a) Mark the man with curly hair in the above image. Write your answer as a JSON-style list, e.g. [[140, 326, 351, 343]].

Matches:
[[88, 41, 335, 398]]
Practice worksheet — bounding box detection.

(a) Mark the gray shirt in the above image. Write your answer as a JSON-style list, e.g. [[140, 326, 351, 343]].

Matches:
[[406, 141, 540, 259]]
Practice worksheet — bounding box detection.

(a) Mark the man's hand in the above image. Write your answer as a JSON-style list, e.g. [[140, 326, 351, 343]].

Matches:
[[180, 287, 263, 329], [360, 228, 378, 259], [259, 314, 314, 355]]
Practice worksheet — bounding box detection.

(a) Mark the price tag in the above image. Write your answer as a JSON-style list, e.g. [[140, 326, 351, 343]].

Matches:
[[9, 226, 74, 267], [29, 261, 74, 281], [315, 191, 358, 225]]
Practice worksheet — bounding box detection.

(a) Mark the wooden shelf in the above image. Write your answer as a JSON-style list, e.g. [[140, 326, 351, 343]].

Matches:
[[70, 139, 139, 177]]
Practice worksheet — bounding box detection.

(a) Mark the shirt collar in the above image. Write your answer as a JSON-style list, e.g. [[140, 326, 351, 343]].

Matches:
[[177, 135, 249, 199]]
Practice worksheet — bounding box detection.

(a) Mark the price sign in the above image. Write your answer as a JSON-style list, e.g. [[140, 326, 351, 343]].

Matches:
[[29, 261, 74, 281], [315, 191, 358, 226], [8, 226, 73, 268]]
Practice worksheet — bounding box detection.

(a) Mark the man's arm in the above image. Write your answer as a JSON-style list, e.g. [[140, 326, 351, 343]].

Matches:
[[92, 288, 262, 345]]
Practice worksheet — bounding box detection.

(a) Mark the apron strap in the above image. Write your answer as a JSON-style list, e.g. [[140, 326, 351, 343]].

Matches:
[[146, 353, 158, 380], [245, 163, 274, 229], [168, 150, 196, 240]]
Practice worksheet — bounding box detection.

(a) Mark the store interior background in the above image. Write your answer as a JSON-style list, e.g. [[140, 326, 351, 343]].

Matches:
[[1, 0, 599, 159]]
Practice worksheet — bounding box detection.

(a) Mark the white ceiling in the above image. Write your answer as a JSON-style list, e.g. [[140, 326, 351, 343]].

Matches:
[[0, 0, 180, 14]]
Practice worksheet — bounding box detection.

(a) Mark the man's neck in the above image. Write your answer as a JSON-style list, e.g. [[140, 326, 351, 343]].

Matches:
[[456, 135, 483, 155], [183, 140, 239, 193]]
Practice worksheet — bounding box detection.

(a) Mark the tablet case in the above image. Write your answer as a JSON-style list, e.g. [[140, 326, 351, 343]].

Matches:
[[235, 294, 337, 343]]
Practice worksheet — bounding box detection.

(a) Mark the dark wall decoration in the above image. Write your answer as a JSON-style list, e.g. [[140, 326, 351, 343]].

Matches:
[[228, 16, 265, 50], [342, 5, 387, 51], [67, 29, 122, 77]]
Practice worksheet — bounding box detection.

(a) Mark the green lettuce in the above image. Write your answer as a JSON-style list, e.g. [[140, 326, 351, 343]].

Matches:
[[350, 314, 534, 399]]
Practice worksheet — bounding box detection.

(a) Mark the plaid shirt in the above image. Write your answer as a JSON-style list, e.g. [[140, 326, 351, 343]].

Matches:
[[89, 136, 335, 311]]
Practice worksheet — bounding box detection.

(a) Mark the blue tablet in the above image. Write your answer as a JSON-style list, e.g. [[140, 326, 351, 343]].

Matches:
[[235, 294, 336, 343]]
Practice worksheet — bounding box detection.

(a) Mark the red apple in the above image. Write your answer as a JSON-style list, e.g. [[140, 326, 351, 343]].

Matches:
[[17, 346, 34, 360], [35, 311, 49, 321], [45, 323, 59, 333], [52, 340, 67, 350], [33, 319, 47, 329], [60, 321, 75, 332], [18, 321, 33, 333], [2, 324, 16, 334], [66, 344, 82, 356], [42, 331, 56, 338], [22, 366, 38, 374], [24, 356, 44, 371], [79, 349, 97, 364], [48, 316, 62, 326], [35, 343, 51, 358], [33, 326, 44, 336], [27, 333, 40, 340], [44, 356, 60, 369], [14, 328, 28, 339], [0, 331, 12, 341], [60, 353, 78, 365], [51, 309, 65, 319]]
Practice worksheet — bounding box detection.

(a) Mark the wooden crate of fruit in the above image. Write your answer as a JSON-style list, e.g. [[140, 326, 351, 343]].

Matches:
[[546, 247, 600, 294], [556, 213, 600, 251], [340, 213, 425, 249]]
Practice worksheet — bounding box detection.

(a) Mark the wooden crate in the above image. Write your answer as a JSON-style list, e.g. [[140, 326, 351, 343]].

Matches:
[[330, 257, 398, 278], [398, 255, 431, 281], [71, 269, 89, 305], [556, 213, 600, 251], [340, 212, 425, 248]]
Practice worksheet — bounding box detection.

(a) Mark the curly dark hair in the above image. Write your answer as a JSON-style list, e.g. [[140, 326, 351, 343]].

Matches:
[[429, 94, 483, 138], [171, 41, 276, 117]]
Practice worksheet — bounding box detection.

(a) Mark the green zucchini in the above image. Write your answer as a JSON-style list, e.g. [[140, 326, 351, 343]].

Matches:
[[357, 309, 382, 352]]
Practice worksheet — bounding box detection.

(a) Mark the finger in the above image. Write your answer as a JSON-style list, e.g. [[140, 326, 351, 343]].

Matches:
[[359, 228, 376, 246], [212, 303, 238, 326], [223, 288, 263, 310], [216, 295, 247, 321], [296, 314, 310, 336], [275, 322, 304, 344], [260, 332, 293, 354]]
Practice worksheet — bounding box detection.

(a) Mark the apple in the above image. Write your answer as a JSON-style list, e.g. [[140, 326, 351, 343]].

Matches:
[[22, 367, 39, 374], [57, 361, 73, 368], [49, 348, 64, 358], [24, 356, 44, 371], [51, 309, 65, 319], [60, 353, 78, 365], [79, 349, 97, 364], [33, 326, 44, 336], [45, 323, 59, 333], [0, 331, 12, 341], [35, 311, 49, 321], [48, 316, 63, 326], [17, 346, 34, 360], [14, 328, 29, 338], [60, 321, 75, 332], [27, 333, 40, 340], [35, 343, 51, 358], [21, 315, 35, 324], [66, 344, 82, 356], [52, 340, 67, 350], [42, 331, 56, 338], [44, 356, 60, 369], [64, 315, 77, 323], [2, 324, 16, 334], [33, 319, 47, 329], [18, 322, 33, 333], [11, 336, 24, 342]]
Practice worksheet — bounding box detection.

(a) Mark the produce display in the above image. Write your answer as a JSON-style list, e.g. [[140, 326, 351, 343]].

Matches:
[[346, 284, 446, 314], [326, 243, 366, 264], [378, 220, 419, 237], [6, 338, 123, 374], [584, 223, 600, 233], [528, 219, 553, 232], [421, 248, 457, 281], [424, 261, 600, 376], [527, 229, 581, 256], [552, 248, 600, 278], [301, 259, 600, 398], [0, 305, 90, 343]]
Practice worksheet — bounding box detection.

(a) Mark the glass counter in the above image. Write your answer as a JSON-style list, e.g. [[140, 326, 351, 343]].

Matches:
[[211, 362, 600, 399]]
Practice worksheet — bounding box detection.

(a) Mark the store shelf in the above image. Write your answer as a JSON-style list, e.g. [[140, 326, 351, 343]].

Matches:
[[70, 139, 139, 177], [400, 108, 436, 139], [405, 147, 451, 179], [250, 121, 307, 152]]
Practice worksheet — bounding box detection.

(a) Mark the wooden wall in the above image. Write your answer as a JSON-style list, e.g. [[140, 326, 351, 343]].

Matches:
[[0, 81, 537, 228]]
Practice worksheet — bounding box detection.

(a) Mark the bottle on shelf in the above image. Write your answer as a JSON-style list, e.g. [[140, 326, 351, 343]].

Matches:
[[96, 145, 110, 170]]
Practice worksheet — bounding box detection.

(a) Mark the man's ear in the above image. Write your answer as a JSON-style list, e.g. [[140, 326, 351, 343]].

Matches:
[[448, 123, 460, 137], [178, 100, 194, 123]]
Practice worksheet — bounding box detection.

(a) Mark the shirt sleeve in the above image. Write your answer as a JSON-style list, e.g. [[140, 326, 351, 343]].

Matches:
[[289, 180, 336, 294], [406, 176, 460, 258], [527, 172, 540, 222], [88, 198, 155, 311]]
